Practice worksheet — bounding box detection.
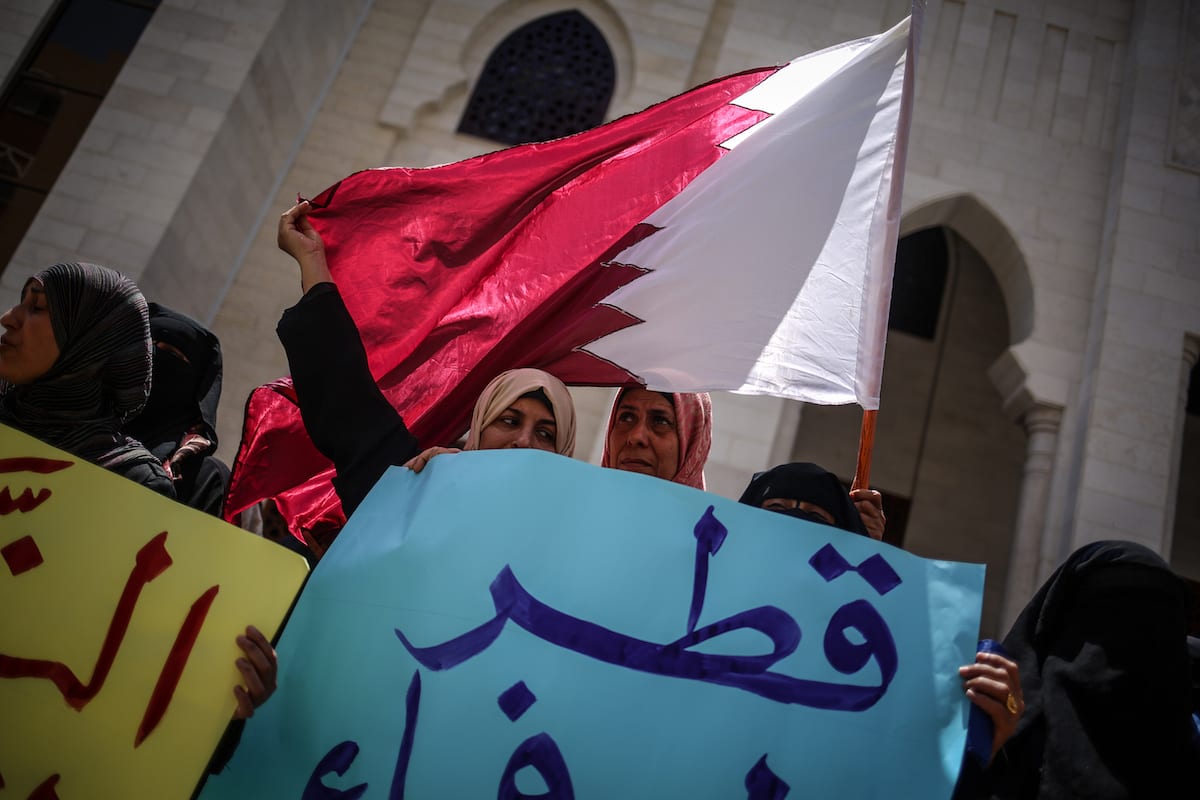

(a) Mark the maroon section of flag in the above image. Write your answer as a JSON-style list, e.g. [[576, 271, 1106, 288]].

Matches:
[[226, 67, 777, 538]]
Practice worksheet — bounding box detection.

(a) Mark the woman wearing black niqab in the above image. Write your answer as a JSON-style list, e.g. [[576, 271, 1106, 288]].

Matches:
[[738, 461, 870, 536], [126, 302, 230, 516], [959, 539, 1198, 799]]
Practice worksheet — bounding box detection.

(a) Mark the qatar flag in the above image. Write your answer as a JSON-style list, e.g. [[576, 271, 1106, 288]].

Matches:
[[225, 10, 921, 536]]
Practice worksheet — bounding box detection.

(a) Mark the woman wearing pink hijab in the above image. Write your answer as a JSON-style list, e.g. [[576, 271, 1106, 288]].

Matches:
[[600, 388, 712, 489]]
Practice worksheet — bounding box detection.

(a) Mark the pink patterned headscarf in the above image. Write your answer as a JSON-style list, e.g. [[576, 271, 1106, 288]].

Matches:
[[601, 389, 712, 489]]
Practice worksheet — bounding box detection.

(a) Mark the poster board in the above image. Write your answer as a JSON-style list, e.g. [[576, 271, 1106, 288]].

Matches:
[[0, 424, 309, 798], [203, 450, 983, 798]]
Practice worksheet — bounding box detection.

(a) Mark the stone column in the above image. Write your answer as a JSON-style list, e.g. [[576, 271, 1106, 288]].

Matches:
[[999, 401, 1063, 627]]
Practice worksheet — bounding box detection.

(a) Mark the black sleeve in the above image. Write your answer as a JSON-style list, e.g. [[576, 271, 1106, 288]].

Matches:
[[276, 282, 420, 517], [201, 717, 244, 779], [175, 455, 230, 518], [115, 458, 177, 500]]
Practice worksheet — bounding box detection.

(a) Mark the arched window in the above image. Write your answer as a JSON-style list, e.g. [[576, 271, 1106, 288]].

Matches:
[[458, 10, 615, 146]]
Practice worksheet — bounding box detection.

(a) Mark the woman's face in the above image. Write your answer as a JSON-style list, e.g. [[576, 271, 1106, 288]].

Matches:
[[607, 389, 680, 480], [477, 396, 558, 452], [760, 497, 835, 525], [0, 280, 59, 384]]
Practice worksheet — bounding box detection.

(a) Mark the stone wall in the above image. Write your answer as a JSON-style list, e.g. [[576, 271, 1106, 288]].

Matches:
[[1059, 0, 1200, 572], [0, 0, 54, 82], [3, 0, 288, 298]]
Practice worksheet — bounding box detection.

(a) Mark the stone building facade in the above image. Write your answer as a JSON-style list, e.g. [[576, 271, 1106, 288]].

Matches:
[[1, 0, 1197, 634]]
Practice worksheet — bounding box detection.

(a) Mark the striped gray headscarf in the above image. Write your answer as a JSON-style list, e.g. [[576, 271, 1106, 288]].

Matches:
[[0, 262, 158, 469]]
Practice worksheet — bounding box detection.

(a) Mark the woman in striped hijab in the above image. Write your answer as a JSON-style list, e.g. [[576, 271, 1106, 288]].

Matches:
[[0, 262, 173, 498]]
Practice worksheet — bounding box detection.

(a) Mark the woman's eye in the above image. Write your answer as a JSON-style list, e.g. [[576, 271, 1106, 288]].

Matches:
[[536, 428, 555, 441], [653, 415, 674, 428]]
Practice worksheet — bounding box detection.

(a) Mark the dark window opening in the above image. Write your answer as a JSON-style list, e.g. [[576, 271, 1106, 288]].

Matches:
[[0, 0, 160, 272], [888, 227, 950, 340], [1187, 360, 1198, 417], [458, 10, 615, 146]]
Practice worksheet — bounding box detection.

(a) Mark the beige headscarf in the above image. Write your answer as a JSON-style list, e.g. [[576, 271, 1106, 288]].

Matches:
[[464, 368, 576, 456]]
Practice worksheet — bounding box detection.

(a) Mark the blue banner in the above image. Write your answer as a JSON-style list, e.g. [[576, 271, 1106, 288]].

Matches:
[[201, 450, 983, 798]]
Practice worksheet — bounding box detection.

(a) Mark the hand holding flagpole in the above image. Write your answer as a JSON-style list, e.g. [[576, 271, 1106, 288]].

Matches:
[[850, 410, 885, 540]]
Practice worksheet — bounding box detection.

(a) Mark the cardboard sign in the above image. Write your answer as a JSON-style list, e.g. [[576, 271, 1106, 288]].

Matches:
[[203, 450, 983, 798], [0, 424, 309, 798]]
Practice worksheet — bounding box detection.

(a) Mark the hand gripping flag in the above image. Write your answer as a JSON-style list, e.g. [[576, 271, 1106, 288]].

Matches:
[[226, 10, 921, 538]]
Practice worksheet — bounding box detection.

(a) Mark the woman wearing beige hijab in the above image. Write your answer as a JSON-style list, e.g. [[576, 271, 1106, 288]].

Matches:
[[404, 367, 577, 472]]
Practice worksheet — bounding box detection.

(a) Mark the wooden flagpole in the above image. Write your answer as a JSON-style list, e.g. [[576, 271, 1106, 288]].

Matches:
[[849, 4, 921, 501], [849, 4, 920, 497], [850, 409, 877, 492]]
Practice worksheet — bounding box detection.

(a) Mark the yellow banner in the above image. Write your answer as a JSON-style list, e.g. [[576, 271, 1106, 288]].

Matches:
[[0, 424, 309, 798]]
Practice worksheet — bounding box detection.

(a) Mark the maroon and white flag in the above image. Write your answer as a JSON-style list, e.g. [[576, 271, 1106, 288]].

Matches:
[[226, 12, 920, 534]]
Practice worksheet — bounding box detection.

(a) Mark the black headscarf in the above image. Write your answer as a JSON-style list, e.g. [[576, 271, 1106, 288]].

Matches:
[[0, 263, 161, 472], [126, 302, 223, 453], [738, 462, 868, 536], [987, 540, 1197, 799]]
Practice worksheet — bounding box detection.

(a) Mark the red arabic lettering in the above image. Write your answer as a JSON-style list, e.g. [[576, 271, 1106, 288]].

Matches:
[[0, 458, 73, 475], [0, 456, 72, 517], [1, 536, 43, 576], [0, 488, 51, 515], [0, 457, 72, 517], [0, 532, 172, 708], [27, 774, 60, 799], [136, 584, 220, 746]]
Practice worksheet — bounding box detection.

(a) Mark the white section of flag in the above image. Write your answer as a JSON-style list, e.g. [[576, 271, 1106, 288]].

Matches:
[[586, 14, 917, 410]]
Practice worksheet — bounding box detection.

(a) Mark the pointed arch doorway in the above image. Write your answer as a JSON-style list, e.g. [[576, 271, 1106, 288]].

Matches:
[[787, 225, 1026, 632]]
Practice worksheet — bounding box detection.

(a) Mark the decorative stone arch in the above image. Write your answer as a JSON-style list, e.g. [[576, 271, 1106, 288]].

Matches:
[[786, 203, 1031, 629], [901, 192, 1064, 626], [379, 0, 633, 139], [900, 194, 1034, 345]]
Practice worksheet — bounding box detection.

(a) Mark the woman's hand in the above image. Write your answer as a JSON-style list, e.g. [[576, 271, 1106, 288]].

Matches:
[[849, 488, 885, 541], [403, 446, 462, 474], [960, 649, 1024, 762], [278, 200, 332, 292], [233, 625, 278, 720], [162, 432, 213, 481]]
